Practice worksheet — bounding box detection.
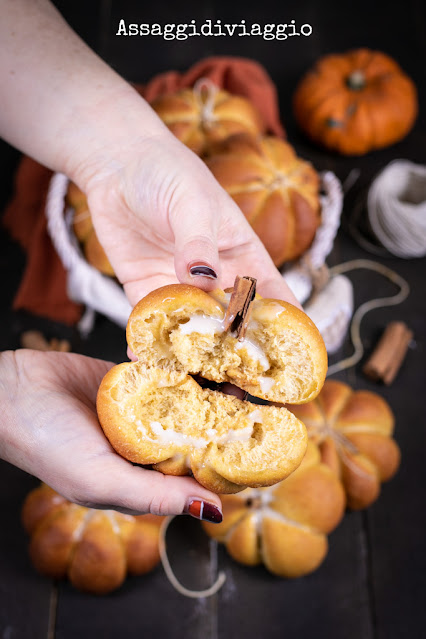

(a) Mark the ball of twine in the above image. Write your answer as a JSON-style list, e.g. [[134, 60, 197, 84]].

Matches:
[[367, 160, 426, 258]]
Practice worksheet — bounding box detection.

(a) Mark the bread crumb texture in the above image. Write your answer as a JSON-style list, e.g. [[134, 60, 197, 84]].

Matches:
[[97, 284, 327, 493]]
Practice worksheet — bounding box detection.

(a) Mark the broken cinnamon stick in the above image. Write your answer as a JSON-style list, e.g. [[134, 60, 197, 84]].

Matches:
[[363, 321, 413, 385], [223, 276, 257, 340]]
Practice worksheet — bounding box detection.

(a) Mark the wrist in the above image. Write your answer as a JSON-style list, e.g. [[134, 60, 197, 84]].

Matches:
[[61, 83, 169, 192]]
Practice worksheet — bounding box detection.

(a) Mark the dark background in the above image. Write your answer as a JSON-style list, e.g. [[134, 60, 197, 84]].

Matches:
[[0, 1, 425, 638]]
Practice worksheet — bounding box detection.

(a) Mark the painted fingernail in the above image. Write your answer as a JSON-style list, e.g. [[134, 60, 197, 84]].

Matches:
[[189, 263, 217, 279], [185, 499, 223, 523]]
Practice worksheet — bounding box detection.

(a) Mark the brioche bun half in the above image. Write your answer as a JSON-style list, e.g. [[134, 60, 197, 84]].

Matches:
[[97, 284, 327, 493]]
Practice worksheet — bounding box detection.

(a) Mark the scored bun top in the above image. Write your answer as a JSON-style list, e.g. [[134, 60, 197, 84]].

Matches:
[[126, 283, 327, 405]]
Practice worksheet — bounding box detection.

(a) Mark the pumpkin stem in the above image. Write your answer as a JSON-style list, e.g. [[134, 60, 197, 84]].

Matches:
[[346, 70, 366, 90]]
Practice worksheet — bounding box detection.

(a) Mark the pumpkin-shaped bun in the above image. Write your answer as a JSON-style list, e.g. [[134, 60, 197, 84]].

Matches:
[[151, 84, 263, 156], [66, 182, 114, 277], [286, 380, 400, 509], [203, 441, 345, 577], [206, 136, 321, 265], [97, 282, 327, 494], [22, 484, 163, 594], [293, 48, 418, 155]]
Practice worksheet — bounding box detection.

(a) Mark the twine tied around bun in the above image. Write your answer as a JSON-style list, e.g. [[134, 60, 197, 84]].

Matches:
[[193, 77, 219, 126], [159, 516, 226, 598]]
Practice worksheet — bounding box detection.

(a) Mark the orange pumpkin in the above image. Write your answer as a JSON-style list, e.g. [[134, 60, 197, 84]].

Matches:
[[66, 182, 115, 277], [293, 49, 418, 155], [286, 380, 400, 509], [203, 442, 345, 578], [22, 484, 163, 594], [206, 135, 321, 265], [151, 83, 264, 156]]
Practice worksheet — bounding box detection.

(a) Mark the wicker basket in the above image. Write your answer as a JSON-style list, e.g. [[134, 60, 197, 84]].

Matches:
[[46, 171, 346, 349]]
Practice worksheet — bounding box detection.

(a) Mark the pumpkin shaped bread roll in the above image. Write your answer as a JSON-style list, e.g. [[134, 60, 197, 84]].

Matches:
[[203, 441, 345, 577], [97, 279, 327, 494], [22, 484, 163, 594], [286, 380, 400, 509], [151, 83, 263, 156], [205, 136, 321, 266]]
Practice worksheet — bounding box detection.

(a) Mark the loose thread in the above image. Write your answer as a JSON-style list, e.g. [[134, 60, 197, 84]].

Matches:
[[326, 259, 410, 377], [159, 516, 226, 599]]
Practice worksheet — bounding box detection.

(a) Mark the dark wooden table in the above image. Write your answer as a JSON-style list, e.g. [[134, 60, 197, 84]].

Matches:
[[1, 1, 425, 637]]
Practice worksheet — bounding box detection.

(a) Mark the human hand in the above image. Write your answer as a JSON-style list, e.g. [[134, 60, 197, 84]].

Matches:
[[77, 130, 301, 309], [0, 350, 223, 521]]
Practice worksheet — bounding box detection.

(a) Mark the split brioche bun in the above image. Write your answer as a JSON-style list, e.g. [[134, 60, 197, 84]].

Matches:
[[97, 283, 327, 494]]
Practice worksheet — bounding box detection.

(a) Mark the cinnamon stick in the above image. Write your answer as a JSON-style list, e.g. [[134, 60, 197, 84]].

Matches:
[[363, 321, 413, 385], [223, 276, 257, 340]]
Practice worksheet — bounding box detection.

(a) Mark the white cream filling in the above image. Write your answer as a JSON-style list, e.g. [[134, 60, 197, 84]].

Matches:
[[248, 409, 263, 424], [178, 314, 225, 336], [258, 376, 275, 394], [253, 301, 286, 321], [236, 337, 270, 370], [135, 419, 255, 448]]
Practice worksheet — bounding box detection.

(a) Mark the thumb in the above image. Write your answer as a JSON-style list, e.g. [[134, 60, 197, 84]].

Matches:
[[171, 201, 221, 292]]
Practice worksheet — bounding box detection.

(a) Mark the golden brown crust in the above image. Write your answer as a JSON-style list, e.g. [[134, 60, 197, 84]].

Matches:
[[66, 182, 87, 211], [72, 208, 93, 243], [125, 283, 328, 403], [66, 182, 116, 278], [85, 229, 115, 277], [97, 364, 308, 494], [97, 282, 328, 493], [206, 136, 321, 265], [22, 484, 163, 594], [151, 88, 263, 156], [203, 441, 345, 578], [286, 380, 400, 510]]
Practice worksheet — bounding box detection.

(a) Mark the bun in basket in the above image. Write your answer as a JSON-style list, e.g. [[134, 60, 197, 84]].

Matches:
[[205, 135, 321, 265], [66, 182, 114, 277], [97, 279, 327, 494], [151, 84, 263, 156]]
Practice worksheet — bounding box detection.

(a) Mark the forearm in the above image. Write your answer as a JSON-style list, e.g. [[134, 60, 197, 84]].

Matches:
[[0, 0, 166, 187]]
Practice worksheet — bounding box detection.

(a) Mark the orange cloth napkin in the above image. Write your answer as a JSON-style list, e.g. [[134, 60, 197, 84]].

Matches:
[[2, 56, 285, 325]]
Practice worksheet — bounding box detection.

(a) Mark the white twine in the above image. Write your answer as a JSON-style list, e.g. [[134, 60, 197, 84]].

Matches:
[[368, 160, 426, 258], [159, 516, 226, 598], [193, 78, 219, 125], [326, 259, 410, 377]]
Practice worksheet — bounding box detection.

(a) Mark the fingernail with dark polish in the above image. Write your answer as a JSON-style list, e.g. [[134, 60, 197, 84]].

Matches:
[[189, 264, 217, 279], [185, 499, 223, 523]]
